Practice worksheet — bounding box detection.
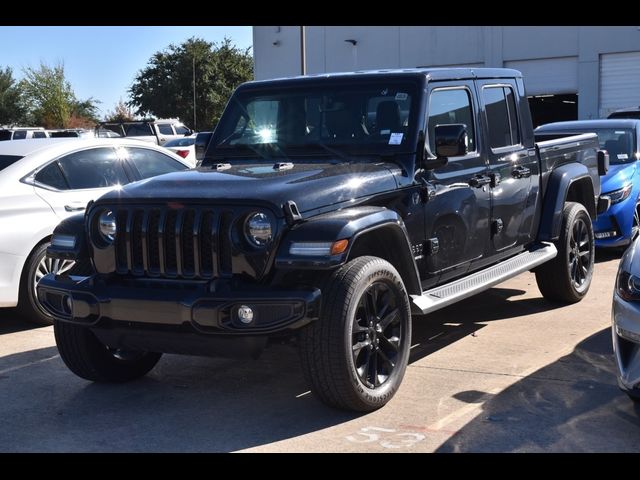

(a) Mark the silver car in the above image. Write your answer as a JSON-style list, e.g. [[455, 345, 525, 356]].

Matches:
[[612, 237, 640, 401]]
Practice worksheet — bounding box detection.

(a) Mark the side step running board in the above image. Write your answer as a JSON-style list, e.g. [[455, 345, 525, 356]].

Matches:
[[411, 243, 557, 315]]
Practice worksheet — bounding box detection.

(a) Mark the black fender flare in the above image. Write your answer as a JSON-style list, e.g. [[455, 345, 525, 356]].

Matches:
[[275, 206, 422, 295], [538, 163, 595, 242], [46, 213, 90, 261]]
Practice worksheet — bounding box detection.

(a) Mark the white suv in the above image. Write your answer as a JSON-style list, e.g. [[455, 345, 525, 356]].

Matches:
[[0, 127, 49, 141]]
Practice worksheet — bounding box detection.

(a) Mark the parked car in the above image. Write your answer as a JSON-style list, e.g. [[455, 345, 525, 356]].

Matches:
[[40, 68, 605, 412], [162, 135, 196, 167], [48, 129, 94, 138], [612, 236, 640, 402], [0, 127, 49, 141], [608, 107, 640, 120], [0, 138, 191, 325], [96, 119, 192, 146], [536, 120, 640, 249]]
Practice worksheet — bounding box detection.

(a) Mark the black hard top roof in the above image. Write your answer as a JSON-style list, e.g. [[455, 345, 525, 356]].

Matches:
[[536, 119, 640, 132]]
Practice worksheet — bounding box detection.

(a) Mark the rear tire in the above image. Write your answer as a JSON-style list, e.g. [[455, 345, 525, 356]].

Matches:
[[299, 256, 412, 412], [54, 320, 162, 382], [535, 202, 594, 303]]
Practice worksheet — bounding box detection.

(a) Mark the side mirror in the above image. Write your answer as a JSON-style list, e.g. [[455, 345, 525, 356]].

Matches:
[[597, 149, 609, 176], [195, 131, 213, 162], [435, 124, 468, 159], [184, 128, 193, 136]]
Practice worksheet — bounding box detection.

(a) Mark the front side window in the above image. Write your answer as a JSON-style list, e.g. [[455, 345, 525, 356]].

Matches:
[[32, 131, 47, 138], [126, 147, 188, 179], [483, 86, 520, 149], [57, 148, 129, 189], [125, 124, 154, 136], [158, 124, 173, 135], [210, 81, 419, 159], [427, 88, 476, 154], [174, 125, 190, 135]]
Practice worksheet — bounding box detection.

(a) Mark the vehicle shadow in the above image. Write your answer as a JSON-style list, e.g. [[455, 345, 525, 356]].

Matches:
[[435, 327, 640, 452], [595, 248, 624, 264], [0, 308, 44, 334], [0, 284, 577, 452]]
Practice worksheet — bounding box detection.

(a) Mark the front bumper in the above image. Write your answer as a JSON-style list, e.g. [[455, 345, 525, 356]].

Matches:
[[36, 273, 321, 335], [611, 291, 640, 392], [594, 196, 636, 248]]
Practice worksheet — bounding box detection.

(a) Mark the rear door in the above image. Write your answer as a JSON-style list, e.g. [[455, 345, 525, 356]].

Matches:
[[33, 147, 131, 219], [476, 79, 538, 254]]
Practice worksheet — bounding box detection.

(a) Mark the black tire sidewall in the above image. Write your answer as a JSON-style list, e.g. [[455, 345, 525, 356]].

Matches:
[[560, 203, 594, 296], [342, 260, 412, 407]]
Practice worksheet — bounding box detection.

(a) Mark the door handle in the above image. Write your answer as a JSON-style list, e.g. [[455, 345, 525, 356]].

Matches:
[[64, 204, 86, 212], [469, 175, 492, 188], [512, 166, 531, 179]]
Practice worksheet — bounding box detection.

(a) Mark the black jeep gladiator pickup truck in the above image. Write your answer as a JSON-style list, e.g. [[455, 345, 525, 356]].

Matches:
[[39, 68, 608, 412]]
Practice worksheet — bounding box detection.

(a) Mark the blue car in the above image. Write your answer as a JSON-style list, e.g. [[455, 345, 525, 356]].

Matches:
[[536, 119, 640, 249]]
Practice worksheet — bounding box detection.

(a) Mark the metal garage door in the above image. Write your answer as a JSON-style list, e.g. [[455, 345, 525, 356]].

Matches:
[[600, 51, 640, 117], [504, 57, 578, 96]]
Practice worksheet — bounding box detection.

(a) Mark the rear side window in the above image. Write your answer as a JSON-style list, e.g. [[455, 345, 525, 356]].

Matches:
[[158, 124, 173, 135], [12, 130, 27, 140], [35, 162, 69, 190], [0, 154, 23, 171], [126, 147, 188, 179], [428, 88, 476, 154], [57, 147, 129, 189], [0, 131, 13, 141], [125, 124, 153, 136], [483, 86, 520, 149], [32, 131, 47, 138]]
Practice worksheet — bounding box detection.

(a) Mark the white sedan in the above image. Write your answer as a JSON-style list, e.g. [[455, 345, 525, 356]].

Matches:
[[0, 138, 190, 324], [163, 136, 196, 167]]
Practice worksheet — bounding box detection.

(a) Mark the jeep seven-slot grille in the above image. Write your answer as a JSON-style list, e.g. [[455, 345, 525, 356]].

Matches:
[[112, 206, 232, 279]]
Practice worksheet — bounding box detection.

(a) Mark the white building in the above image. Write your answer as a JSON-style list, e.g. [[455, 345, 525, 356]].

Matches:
[[253, 26, 640, 126]]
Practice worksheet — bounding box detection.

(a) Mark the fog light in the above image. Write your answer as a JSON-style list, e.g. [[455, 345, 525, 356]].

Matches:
[[595, 231, 617, 239], [237, 305, 254, 324]]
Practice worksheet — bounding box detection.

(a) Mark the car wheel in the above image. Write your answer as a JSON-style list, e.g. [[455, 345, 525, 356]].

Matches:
[[54, 320, 162, 382], [535, 202, 595, 303], [299, 256, 412, 412], [18, 242, 76, 326], [631, 204, 640, 241]]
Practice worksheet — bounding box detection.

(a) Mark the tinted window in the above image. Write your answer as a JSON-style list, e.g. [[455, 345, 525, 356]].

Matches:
[[125, 124, 153, 136], [35, 162, 69, 190], [428, 88, 476, 154], [164, 137, 195, 147], [483, 86, 520, 149], [608, 111, 640, 120], [32, 131, 47, 138], [12, 130, 26, 140], [57, 148, 129, 189], [158, 124, 173, 135], [126, 148, 188, 179], [0, 154, 23, 171], [174, 125, 190, 135], [0, 131, 11, 141]]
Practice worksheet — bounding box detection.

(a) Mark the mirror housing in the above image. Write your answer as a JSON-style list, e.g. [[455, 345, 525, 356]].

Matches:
[[195, 131, 213, 162], [597, 149, 609, 176]]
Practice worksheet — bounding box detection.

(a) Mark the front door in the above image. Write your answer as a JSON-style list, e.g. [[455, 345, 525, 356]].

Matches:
[[476, 80, 537, 254], [421, 81, 491, 288]]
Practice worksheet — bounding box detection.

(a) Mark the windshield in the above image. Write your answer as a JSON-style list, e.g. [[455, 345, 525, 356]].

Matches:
[[209, 81, 419, 161], [593, 129, 636, 165], [0, 154, 23, 171]]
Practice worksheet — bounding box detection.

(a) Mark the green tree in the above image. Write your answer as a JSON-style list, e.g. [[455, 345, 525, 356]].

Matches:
[[0, 67, 26, 126], [129, 37, 253, 130], [19, 62, 99, 128], [104, 98, 135, 122]]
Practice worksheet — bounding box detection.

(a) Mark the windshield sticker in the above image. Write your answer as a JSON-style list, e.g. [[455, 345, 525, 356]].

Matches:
[[618, 153, 629, 160], [395, 92, 408, 101], [380, 129, 391, 135], [389, 133, 403, 145], [615, 131, 626, 134]]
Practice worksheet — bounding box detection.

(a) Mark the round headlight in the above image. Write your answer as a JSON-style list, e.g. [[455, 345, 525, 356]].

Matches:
[[98, 210, 116, 243], [245, 212, 273, 246]]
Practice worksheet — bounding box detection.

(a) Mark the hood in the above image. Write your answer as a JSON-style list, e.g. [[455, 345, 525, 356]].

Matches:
[[99, 161, 399, 215], [602, 162, 637, 194]]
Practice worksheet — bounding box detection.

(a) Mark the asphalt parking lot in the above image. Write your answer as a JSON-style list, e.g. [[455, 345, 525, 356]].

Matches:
[[1, 250, 640, 452]]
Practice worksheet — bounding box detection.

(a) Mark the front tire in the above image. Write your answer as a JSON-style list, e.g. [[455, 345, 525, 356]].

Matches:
[[535, 202, 594, 303], [54, 320, 162, 382], [299, 256, 412, 412]]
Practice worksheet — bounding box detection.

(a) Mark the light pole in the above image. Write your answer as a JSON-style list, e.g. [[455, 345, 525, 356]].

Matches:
[[300, 26, 306, 75], [192, 56, 197, 131]]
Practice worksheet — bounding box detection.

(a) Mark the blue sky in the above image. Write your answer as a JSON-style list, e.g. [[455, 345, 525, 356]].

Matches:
[[0, 26, 253, 118]]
